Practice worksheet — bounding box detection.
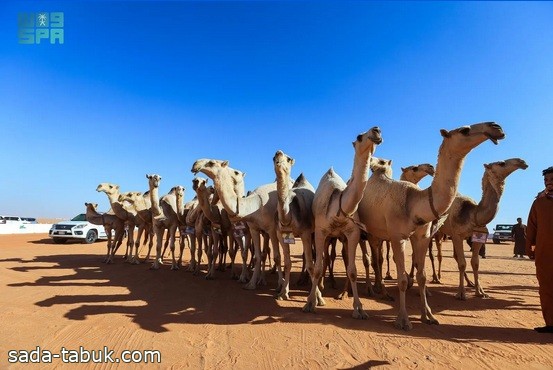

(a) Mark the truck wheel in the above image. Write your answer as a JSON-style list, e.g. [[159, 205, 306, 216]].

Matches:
[[84, 230, 98, 244], [53, 238, 66, 244]]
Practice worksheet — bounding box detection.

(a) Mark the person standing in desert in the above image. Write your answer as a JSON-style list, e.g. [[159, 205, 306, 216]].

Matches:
[[511, 217, 527, 258], [526, 166, 553, 333]]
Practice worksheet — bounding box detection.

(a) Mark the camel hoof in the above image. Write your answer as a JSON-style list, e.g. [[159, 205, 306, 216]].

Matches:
[[244, 281, 257, 290], [431, 278, 441, 284], [455, 292, 467, 301], [336, 292, 347, 300], [150, 264, 160, 270], [422, 317, 440, 325], [316, 296, 326, 307], [352, 308, 369, 320], [384, 274, 394, 281], [171, 265, 179, 271], [275, 292, 289, 301], [302, 302, 316, 313], [394, 317, 413, 331]]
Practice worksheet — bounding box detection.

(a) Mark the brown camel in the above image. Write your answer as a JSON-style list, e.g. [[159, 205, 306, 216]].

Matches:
[[84, 202, 125, 263]]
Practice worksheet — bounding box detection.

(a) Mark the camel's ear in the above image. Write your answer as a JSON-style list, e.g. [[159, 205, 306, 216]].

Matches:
[[242, 172, 246, 178], [440, 129, 450, 138], [388, 160, 392, 166], [290, 158, 295, 165], [136, 192, 142, 196], [146, 174, 150, 179], [94, 203, 98, 208], [401, 167, 406, 172], [222, 160, 229, 167], [484, 163, 491, 169], [115, 185, 120, 190]]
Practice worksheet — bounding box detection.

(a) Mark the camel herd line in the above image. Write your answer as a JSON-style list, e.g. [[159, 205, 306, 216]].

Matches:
[[85, 121, 528, 330]]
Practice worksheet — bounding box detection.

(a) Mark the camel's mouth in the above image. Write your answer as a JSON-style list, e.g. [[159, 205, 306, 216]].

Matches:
[[371, 137, 383, 145], [486, 131, 505, 145]]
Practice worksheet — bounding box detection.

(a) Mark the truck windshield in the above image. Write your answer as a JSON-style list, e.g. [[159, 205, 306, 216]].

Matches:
[[496, 225, 513, 231]]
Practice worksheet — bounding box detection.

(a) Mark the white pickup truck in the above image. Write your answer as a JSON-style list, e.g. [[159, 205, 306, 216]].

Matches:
[[49, 213, 108, 244]]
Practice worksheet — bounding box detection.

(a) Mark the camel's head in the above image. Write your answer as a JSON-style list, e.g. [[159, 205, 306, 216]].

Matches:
[[400, 163, 435, 183], [118, 191, 142, 204], [353, 126, 383, 155], [84, 203, 98, 211], [170, 185, 185, 200], [192, 159, 246, 197], [440, 122, 505, 154], [146, 174, 162, 189], [370, 157, 393, 178], [192, 177, 209, 193], [96, 183, 119, 195], [484, 158, 528, 180], [273, 150, 295, 177]]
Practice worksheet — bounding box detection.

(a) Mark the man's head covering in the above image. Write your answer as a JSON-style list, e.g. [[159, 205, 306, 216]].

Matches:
[[542, 166, 553, 176]]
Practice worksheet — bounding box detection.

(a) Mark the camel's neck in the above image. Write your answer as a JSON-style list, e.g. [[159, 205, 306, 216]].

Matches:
[[341, 149, 372, 215], [276, 170, 293, 226], [104, 190, 127, 219], [149, 186, 162, 216], [213, 172, 261, 221], [196, 189, 221, 223], [422, 145, 465, 221], [474, 172, 504, 226], [85, 207, 103, 225], [400, 173, 422, 185]]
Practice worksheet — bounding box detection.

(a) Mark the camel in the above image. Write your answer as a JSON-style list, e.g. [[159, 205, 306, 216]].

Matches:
[[183, 196, 210, 274], [145, 174, 183, 270], [273, 150, 315, 300], [382, 163, 437, 281], [96, 183, 136, 262], [117, 191, 154, 264], [84, 202, 125, 263], [191, 159, 285, 291], [192, 177, 231, 279], [305, 127, 383, 318], [357, 122, 505, 330], [437, 158, 528, 300]]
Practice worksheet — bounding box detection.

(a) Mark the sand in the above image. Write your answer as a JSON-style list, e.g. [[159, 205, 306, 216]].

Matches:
[[0, 233, 551, 369]]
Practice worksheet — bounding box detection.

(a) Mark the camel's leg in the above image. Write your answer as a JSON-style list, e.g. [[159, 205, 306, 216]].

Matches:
[[384, 241, 394, 280], [276, 235, 292, 300], [239, 233, 250, 283], [337, 241, 349, 300], [429, 237, 440, 283], [412, 233, 439, 325], [194, 232, 203, 275], [125, 223, 135, 263], [104, 226, 112, 263], [206, 230, 220, 279], [325, 238, 337, 289], [229, 235, 239, 279], [167, 225, 179, 270], [390, 238, 412, 330], [436, 236, 443, 281], [344, 231, 367, 319], [177, 228, 187, 268], [151, 225, 164, 270], [216, 232, 228, 272], [471, 242, 489, 298], [268, 231, 284, 291], [451, 235, 468, 300], [303, 230, 326, 313], [143, 226, 155, 263], [244, 229, 262, 290], [368, 237, 393, 301], [131, 225, 144, 265], [186, 232, 197, 272], [359, 239, 375, 297]]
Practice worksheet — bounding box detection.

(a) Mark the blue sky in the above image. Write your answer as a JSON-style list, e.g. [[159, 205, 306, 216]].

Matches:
[[1, 1, 552, 227]]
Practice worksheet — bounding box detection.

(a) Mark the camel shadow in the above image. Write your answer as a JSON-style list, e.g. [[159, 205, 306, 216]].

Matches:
[[4, 252, 549, 344]]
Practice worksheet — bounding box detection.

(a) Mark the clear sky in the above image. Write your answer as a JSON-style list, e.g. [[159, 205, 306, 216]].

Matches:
[[1, 1, 552, 227]]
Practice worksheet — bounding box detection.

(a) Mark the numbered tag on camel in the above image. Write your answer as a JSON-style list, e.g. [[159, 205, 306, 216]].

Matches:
[[185, 226, 195, 235], [233, 229, 244, 238], [282, 233, 295, 244], [471, 232, 487, 244]]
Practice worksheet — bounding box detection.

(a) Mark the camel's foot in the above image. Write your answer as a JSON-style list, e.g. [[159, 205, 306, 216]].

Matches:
[[302, 300, 317, 313], [205, 272, 215, 280], [238, 272, 249, 283], [455, 290, 467, 301], [130, 256, 141, 265], [352, 307, 369, 320], [421, 314, 439, 325], [475, 286, 489, 298], [275, 289, 290, 301], [171, 264, 179, 271], [381, 292, 395, 302], [244, 280, 257, 290], [296, 271, 310, 286], [106, 258, 114, 264], [384, 273, 394, 281], [316, 295, 326, 307], [150, 263, 160, 270], [394, 314, 413, 331], [269, 265, 277, 274], [466, 279, 475, 288], [258, 275, 267, 286], [366, 284, 376, 298], [187, 261, 197, 272], [373, 283, 383, 294], [430, 275, 441, 284], [336, 290, 348, 300]]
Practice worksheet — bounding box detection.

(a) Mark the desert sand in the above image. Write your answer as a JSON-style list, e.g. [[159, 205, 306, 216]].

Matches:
[[0, 233, 552, 369]]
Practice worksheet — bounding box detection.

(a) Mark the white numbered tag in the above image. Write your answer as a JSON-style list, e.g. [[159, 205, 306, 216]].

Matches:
[[283, 233, 295, 244], [471, 232, 487, 243]]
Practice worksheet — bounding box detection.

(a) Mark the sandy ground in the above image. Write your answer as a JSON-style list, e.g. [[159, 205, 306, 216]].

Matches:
[[0, 234, 552, 369]]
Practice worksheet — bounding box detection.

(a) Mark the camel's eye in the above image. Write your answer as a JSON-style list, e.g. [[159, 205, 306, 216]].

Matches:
[[356, 134, 363, 142], [413, 167, 419, 171], [459, 127, 470, 136], [499, 162, 506, 167], [287, 157, 292, 163]]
